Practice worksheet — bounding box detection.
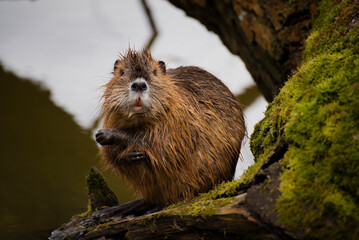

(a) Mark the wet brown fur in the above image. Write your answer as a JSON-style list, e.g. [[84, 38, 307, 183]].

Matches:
[[100, 49, 245, 205]]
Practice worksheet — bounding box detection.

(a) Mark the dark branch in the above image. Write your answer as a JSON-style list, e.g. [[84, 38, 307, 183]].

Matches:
[[141, 0, 158, 50]]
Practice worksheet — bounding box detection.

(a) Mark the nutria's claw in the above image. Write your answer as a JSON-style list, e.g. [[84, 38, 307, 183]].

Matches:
[[126, 150, 147, 163], [95, 129, 115, 145]]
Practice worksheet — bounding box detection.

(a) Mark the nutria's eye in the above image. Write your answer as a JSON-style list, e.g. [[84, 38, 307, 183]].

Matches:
[[119, 69, 124, 76], [153, 69, 157, 76]]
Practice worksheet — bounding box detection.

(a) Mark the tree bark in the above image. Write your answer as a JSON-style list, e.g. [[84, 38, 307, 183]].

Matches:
[[167, 0, 316, 101], [50, 195, 283, 240]]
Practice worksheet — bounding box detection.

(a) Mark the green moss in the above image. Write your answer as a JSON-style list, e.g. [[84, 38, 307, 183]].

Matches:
[[163, 181, 241, 217], [71, 200, 94, 219], [86, 221, 112, 232], [86, 167, 119, 214], [249, 0, 359, 238], [135, 216, 157, 233]]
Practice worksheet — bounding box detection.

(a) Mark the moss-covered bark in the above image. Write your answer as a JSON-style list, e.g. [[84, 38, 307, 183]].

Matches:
[[250, 0, 359, 238], [86, 167, 119, 213]]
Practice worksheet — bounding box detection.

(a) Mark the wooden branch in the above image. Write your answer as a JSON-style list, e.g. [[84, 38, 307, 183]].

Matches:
[[141, 0, 158, 50], [50, 193, 286, 240]]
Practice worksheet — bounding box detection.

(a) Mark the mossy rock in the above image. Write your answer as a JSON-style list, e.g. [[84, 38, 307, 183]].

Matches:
[[249, 0, 359, 238]]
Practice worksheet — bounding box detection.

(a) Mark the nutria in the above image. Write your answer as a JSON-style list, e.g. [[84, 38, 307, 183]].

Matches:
[[96, 49, 245, 206]]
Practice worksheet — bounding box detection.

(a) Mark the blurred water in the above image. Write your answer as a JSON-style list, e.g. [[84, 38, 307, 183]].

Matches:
[[0, 0, 267, 239]]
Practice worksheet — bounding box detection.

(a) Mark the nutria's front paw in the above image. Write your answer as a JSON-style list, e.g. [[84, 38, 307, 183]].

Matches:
[[96, 129, 115, 145]]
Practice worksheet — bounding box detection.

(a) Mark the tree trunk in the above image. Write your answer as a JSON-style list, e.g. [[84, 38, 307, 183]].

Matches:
[[167, 0, 316, 102]]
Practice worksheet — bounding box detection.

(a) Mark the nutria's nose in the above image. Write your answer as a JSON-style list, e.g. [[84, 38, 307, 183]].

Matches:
[[131, 82, 148, 92]]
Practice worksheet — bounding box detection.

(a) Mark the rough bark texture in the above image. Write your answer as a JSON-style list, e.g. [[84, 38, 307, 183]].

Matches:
[[249, 0, 359, 238], [167, 0, 316, 101], [50, 195, 282, 240]]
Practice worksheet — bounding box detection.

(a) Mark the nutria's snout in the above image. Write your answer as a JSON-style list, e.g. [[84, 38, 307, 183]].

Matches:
[[131, 80, 148, 92], [129, 78, 151, 113]]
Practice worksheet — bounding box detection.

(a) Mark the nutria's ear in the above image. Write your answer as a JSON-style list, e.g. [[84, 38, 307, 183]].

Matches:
[[158, 61, 166, 74], [114, 60, 119, 71]]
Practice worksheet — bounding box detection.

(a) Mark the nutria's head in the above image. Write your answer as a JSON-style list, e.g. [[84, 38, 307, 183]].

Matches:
[[101, 49, 168, 124]]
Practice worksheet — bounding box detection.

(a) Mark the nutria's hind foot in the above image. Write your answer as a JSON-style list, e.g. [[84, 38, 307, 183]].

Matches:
[[91, 199, 159, 222]]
